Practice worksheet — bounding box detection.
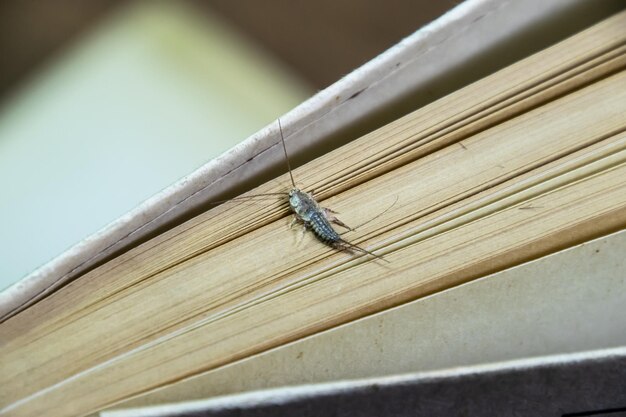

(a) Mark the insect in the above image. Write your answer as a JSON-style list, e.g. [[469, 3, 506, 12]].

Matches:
[[277, 119, 388, 262], [214, 119, 390, 261]]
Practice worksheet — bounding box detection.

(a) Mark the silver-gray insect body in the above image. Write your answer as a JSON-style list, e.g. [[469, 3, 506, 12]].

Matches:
[[289, 189, 341, 245], [288, 188, 385, 261]]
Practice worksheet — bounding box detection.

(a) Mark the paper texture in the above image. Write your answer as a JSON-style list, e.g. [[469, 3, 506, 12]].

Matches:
[[1, 0, 619, 320], [103, 229, 626, 411]]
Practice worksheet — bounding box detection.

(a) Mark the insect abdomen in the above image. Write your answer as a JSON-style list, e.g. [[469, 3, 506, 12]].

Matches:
[[308, 211, 341, 245]]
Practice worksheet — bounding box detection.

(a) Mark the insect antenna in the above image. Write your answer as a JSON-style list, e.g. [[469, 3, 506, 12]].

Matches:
[[340, 196, 399, 235], [207, 119, 295, 209], [278, 118, 296, 188], [208, 192, 288, 206]]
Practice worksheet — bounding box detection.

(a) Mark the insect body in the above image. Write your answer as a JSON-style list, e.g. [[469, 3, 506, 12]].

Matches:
[[289, 188, 344, 244], [278, 120, 387, 262], [288, 188, 386, 261]]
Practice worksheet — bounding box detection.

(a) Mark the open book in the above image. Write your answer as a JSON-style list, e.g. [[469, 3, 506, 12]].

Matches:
[[1, 7, 625, 417]]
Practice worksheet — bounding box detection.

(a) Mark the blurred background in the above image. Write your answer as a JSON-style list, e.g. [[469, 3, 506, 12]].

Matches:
[[0, 1, 454, 289]]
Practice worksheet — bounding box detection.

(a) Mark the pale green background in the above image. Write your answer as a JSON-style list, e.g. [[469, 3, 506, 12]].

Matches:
[[0, 3, 313, 289]]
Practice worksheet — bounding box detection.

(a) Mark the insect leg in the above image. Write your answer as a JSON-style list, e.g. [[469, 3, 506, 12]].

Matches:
[[288, 215, 308, 246], [296, 224, 308, 246], [322, 208, 353, 231]]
